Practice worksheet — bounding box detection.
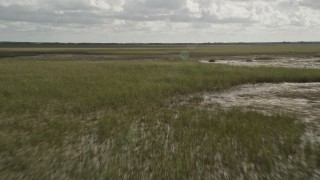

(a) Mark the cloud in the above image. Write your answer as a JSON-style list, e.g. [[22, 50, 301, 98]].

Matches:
[[0, 0, 319, 42], [0, 4, 105, 24], [300, 0, 320, 9]]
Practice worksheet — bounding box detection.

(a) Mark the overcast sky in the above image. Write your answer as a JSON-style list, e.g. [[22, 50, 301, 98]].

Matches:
[[0, 0, 319, 43]]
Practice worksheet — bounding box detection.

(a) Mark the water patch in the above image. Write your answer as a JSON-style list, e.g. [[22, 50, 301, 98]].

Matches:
[[184, 83, 320, 142], [201, 57, 320, 69]]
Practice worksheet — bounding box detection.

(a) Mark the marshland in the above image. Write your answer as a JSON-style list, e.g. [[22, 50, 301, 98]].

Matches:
[[1, 43, 320, 179]]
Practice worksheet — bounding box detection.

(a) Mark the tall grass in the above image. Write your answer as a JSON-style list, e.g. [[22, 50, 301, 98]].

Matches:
[[0, 59, 320, 179]]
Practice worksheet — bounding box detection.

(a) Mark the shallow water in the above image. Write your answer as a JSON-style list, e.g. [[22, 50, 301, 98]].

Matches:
[[198, 83, 320, 143], [202, 83, 320, 121], [201, 57, 320, 69]]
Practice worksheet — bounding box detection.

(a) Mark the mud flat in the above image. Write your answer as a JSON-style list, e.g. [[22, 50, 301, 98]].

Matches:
[[201, 56, 320, 69], [185, 83, 320, 142]]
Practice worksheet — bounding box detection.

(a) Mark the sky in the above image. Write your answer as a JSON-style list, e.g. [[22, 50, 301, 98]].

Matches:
[[0, 0, 319, 43]]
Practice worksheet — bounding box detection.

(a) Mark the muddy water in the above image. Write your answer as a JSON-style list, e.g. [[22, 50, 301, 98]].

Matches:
[[201, 57, 320, 69], [199, 83, 320, 142], [202, 83, 320, 121]]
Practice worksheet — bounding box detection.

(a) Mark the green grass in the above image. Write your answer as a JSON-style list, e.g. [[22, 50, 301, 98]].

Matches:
[[0, 59, 320, 179]]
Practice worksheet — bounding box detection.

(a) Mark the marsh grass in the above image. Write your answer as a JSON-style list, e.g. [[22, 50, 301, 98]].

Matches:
[[1, 44, 320, 58], [1, 59, 320, 179], [255, 56, 275, 60]]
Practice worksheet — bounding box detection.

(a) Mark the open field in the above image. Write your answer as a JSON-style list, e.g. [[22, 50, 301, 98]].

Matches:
[[1, 44, 320, 179], [1, 43, 320, 58]]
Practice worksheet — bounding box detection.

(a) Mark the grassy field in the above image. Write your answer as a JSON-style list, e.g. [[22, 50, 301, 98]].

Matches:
[[1, 43, 320, 58], [1, 58, 320, 179]]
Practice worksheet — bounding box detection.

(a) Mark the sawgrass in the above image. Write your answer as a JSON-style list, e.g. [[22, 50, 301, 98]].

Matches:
[[0, 59, 320, 179]]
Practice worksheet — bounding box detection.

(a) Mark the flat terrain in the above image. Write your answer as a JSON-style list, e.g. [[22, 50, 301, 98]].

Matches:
[[1, 43, 320, 58], [0, 43, 320, 179]]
